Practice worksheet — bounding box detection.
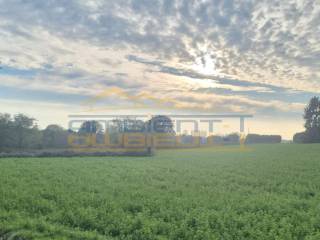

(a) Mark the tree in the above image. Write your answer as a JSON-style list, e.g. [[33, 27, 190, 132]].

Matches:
[[293, 132, 308, 144], [122, 119, 145, 133], [303, 96, 320, 143], [12, 114, 38, 148], [304, 97, 320, 129], [147, 115, 175, 134], [78, 121, 103, 134], [104, 119, 146, 145], [106, 119, 145, 133], [0, 113, 13, 149], [42, 125, 68, 148]]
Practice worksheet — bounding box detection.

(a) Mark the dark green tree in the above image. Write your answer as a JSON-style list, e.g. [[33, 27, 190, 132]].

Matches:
[[42, 124, 68, 148], [303, 96, 320, 143], [0, 113, 13, 149], [12, 114, 38, 148]]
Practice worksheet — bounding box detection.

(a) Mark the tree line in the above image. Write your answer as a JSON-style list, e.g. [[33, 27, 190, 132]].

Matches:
[[3, 96, 318, 152], [0, 115, 176, 151], [0, 113, 69, 150], [0, 111, 284, 152]]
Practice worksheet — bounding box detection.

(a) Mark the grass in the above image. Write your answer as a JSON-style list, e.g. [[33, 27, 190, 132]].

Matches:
[[1, 144, 320, 239]]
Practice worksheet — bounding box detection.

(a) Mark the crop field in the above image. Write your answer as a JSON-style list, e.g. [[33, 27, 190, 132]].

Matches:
[[1, 144, 320, 240]]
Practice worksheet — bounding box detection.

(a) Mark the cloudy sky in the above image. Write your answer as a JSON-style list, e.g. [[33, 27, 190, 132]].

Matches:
[[0, 0, 319, 138]]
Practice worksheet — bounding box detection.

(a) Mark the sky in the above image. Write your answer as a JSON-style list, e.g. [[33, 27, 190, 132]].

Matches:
[[0, 0, 319, 139]]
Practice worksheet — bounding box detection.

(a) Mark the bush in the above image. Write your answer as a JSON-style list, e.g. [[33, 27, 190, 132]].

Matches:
[[293, 132, 308, 143], [211, 133, 240, 145], [245, 134, 281, 144], [293, 129, 320, 143]]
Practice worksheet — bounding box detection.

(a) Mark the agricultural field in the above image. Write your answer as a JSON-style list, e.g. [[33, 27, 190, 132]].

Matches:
[[1, 144, 320, 240]]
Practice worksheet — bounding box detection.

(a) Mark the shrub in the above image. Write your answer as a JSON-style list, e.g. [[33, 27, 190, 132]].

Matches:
[[245, 134, 281, 144], [293, 132, 308, 143]]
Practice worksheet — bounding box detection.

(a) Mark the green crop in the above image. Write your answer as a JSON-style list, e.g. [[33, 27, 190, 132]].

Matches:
[[1, 144, 320, 239]]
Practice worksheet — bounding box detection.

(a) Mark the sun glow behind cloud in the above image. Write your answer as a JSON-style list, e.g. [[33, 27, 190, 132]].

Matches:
[[192, 53, 218, 76]]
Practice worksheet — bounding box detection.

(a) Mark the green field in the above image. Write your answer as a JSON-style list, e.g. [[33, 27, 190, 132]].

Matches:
[[1, 144, 320, 240]]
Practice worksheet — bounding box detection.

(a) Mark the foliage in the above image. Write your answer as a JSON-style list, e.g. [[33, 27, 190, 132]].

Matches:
[[0, 113, 13, 148], [147, 116, 175, 134], [245, 134, 281, 144], [1, 144, 320, 239], [108, 119, 146, 133], [304, 96, 320, 130], [0, 113, 178, 151], [212, 133, 240, 145], [79, 121, 104, 134], [0, 113, 69, 150], [0, 113, 40, 149], [293, 132, 308, 144], [295, 96, 320, 143], [42, 125, 68, 149]]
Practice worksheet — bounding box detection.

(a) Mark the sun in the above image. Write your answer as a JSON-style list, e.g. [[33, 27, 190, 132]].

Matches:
[[192, 53, 217, 76]]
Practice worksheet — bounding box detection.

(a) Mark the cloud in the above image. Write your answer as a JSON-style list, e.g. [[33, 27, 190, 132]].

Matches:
[[0, 0, 319, 120]]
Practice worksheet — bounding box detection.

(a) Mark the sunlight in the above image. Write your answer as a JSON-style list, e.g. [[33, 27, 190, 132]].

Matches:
[[192, 53, 217, 76]]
